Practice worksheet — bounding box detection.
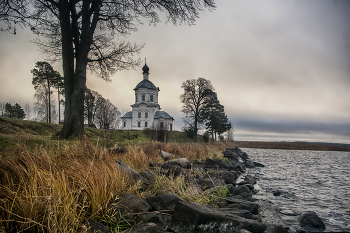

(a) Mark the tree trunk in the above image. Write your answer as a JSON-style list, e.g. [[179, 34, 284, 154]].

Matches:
[[57, 1, 85, 138], [47, 78, 51, 123]]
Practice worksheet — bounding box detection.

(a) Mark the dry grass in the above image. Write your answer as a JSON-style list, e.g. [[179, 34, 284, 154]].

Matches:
[[0, 138, 234, 232]]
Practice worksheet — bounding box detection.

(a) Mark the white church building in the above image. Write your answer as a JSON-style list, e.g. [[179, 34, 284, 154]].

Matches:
[[121, 63, 174, 130]]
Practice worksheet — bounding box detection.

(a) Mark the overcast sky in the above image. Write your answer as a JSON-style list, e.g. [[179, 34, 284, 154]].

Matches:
[[0, 0, 349, 143]]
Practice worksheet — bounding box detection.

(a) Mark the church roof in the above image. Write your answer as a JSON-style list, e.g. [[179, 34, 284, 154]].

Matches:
[[121, 111, 132, 118], [133, 79, 159, 91], [130, 103, 160, 108], [154, 111, 174, 120]]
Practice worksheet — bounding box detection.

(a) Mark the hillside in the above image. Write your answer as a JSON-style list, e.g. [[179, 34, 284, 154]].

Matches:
[[0, 117, 194, 149]]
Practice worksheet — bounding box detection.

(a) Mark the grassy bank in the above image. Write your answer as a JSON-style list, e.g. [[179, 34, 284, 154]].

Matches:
[[0, 118, 234, 232]]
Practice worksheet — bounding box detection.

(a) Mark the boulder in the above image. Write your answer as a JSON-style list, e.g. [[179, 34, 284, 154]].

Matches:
[[116, 159, 150, 191], [139, 170, 157, 183], [244, 175, 257, 185], [81, 219, 110, 233], [214, 170, 238, 184], [126, 223, 168, 233], [219, 208, 252, 219], [146, 193, 182, 211], [227, 203, 259, 215], [196, 177, 215, 190], [245, 160, 256, 168], [110, 193, 151, 222], [268, 226, 289, 233], [225, 198, 259, 214], [229, 185, 251, 196], [253, 161, 265, 167], [160, 150, 176, 160], [206, 158, 228, 169], [169, 201, 267, 233], [135, 212, 169, 229], [239, 152, 250, 161], [222, 150, 239, 162], [217, 201, 228, 208], [162, 157, 192, 169], [297, 211, 326, 232]]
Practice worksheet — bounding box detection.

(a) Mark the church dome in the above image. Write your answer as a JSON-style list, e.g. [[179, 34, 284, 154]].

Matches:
[[142, 63, 149, 73], [133, 79, 159, 90]]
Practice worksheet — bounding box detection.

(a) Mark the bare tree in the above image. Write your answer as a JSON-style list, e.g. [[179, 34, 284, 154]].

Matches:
[[32, 61, 62, 123], [0, 0, 215, 138], [0, 102, 5, 116], [95, 97, 120, 129], [34, 85, 57, 123], [24, 103, 31, 120], [180, 77, 214, 142]]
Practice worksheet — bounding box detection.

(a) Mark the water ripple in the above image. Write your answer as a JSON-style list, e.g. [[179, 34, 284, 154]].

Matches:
[[244, 148, 350, 232]]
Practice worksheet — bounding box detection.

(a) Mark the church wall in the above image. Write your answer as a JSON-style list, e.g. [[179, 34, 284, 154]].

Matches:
[[135, 87, 159, 105], [131, 103, 158, 130]]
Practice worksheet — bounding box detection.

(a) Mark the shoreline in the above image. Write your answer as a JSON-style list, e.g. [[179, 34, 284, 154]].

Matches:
[[232, 141, 350, 152]]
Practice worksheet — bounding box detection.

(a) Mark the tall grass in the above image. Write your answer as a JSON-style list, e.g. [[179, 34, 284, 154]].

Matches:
[[0, 138, 233, 232]]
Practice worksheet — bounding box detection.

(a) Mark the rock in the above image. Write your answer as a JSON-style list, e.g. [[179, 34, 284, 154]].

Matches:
[[222, 150, 239, 162], [279, 208, 298, 216], [226, 184, 235, 194], [225, 198, 259, 214], [146, 193, 182, 211], [273, 190, 282, 196], [244, 175, 257, 185], [110, 193, 151, 220], [268, 226, 289, 233], [126, 222, 168, 233], [253, 162, 265, 167], [297, 211, 326, 232], [162, 157, 192, 169], [139, 170, 157, 183], [214, 170, 238, 184], [245, 160, 256, 168], [116, 159, 150, 191], [81, 219, 110, 233], [219, 208, 253, 219], [217, 201, 228, 208], [160, 150, 176, 160], [229, 185, 251, 196], [206, 158, 228, 169], [135, 212, 169, 228], [239, 152, 250, 161], [227, 203, 259, 215], [169, 201, 267, 233], [196, 177, 215, 190]]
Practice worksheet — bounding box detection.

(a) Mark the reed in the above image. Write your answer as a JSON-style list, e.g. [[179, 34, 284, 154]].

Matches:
[[0, 138, 234, 232]]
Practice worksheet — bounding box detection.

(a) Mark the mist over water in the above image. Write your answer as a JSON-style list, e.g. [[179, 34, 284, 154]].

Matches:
[[244, 148, 350, 232]]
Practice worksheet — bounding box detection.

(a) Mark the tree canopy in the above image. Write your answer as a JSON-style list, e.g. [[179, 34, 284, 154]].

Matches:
[[1, 0, 216, 138], [180, 77, 214, 142], [3, 103, 26, 119], [31, 61, 63, 123]]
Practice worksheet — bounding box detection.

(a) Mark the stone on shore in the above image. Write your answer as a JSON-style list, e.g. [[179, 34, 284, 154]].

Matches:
[[160, 150, 176, 160], [116, 159, 150, 191], [297, 211, 326, 232], [146, 193, 182, 211], [245, 160, 256, 168], [125, 222, 168, 233], [169, 201, 267, 233]]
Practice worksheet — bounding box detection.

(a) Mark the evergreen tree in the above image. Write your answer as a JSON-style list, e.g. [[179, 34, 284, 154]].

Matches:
[[32, 61, 62, 123]]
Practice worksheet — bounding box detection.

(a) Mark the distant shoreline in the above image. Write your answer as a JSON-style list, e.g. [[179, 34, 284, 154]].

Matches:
[[231, 141, 350, 152]]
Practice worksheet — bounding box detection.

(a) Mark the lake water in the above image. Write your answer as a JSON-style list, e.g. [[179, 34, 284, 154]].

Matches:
[[243, 148, 350, 232]]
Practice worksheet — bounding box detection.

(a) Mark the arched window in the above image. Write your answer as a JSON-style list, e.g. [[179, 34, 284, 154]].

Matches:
[[142, 94, 145, 101], [150, 95, 153, 102], [123, 121, 126, 127], [145, 112, 148, 118], [160, 122, 164, 128], [135, 94, 138, 102], [138, 121, 141, 127], [138, 112, 141, 118], [145, 122, 148, 127]]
